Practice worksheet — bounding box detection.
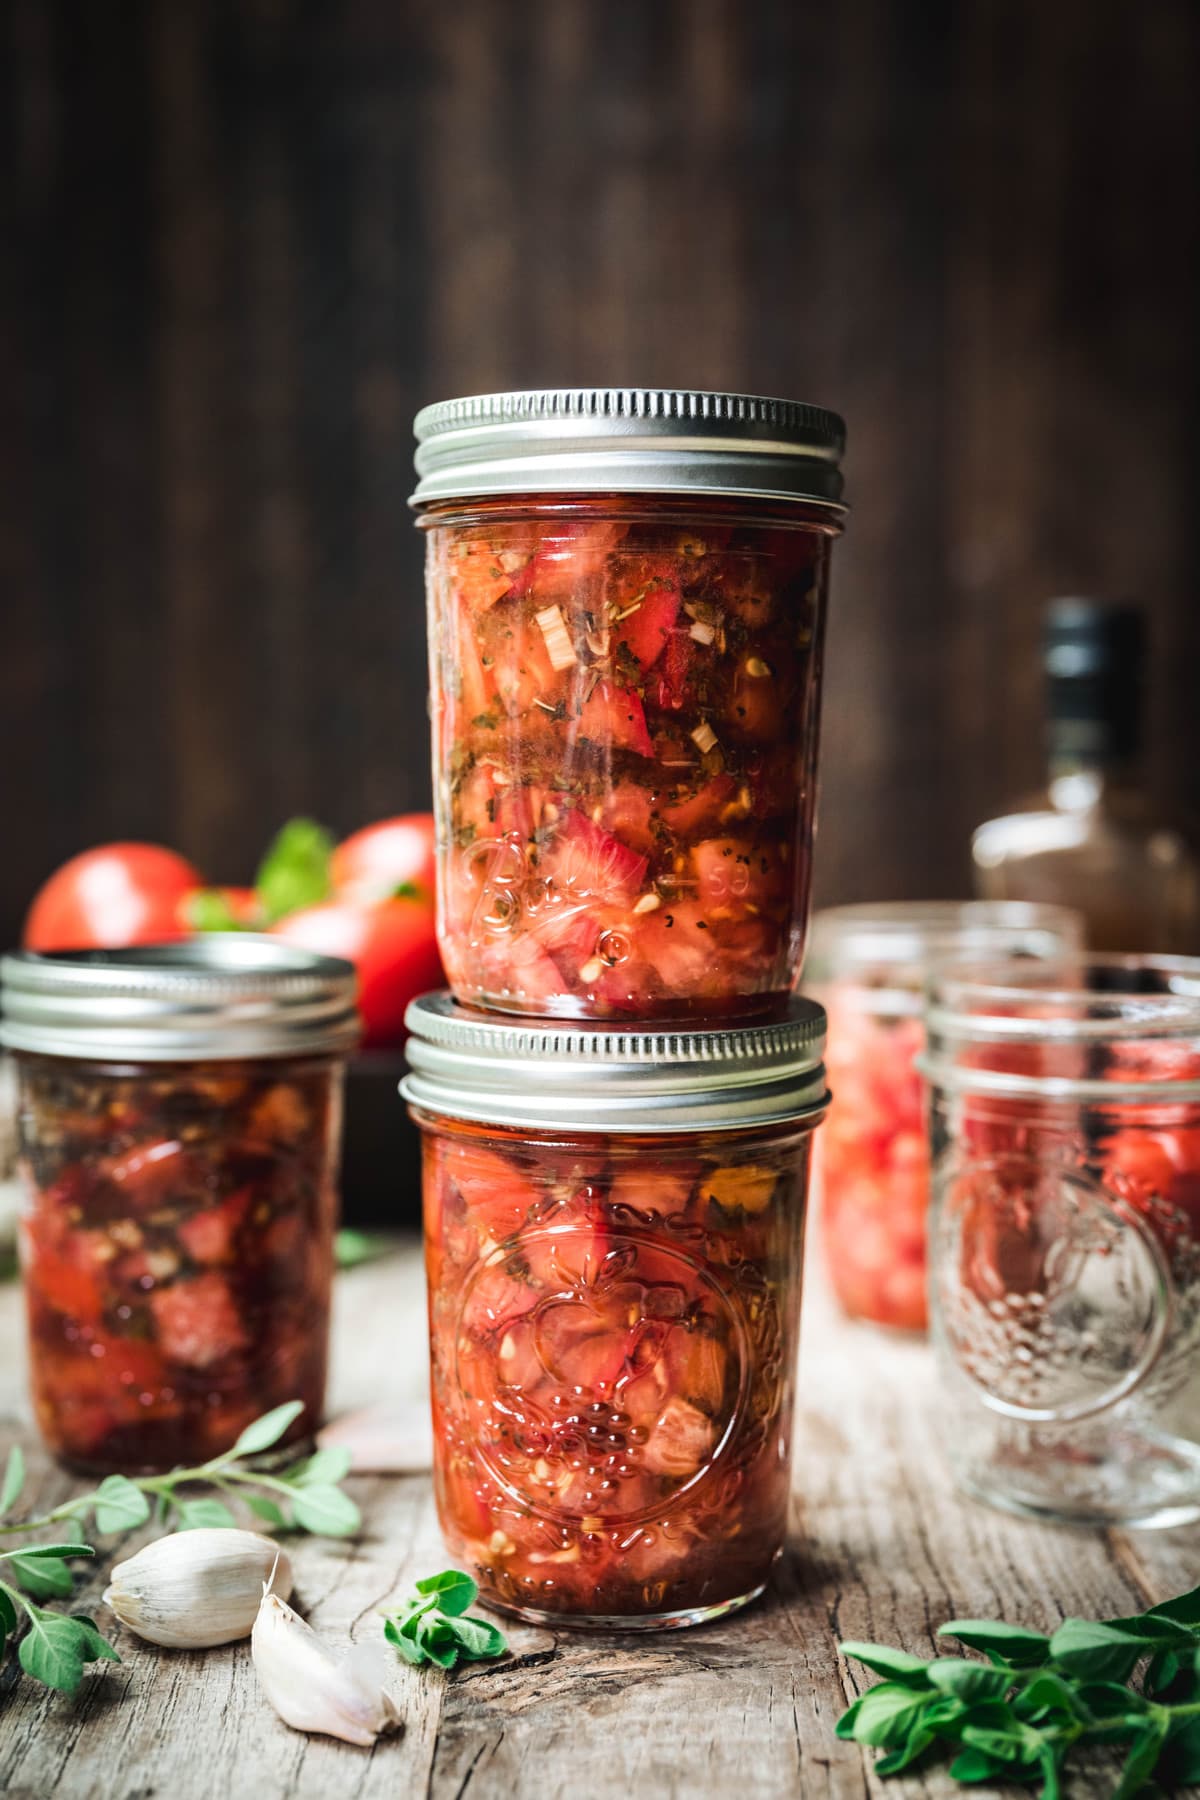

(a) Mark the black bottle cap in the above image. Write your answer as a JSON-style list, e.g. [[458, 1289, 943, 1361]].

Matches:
[[1044, 598, 1144, 762]]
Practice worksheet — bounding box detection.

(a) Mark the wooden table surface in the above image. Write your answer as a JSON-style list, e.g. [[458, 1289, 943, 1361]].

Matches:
[[0, 1238, 1196, 1799]]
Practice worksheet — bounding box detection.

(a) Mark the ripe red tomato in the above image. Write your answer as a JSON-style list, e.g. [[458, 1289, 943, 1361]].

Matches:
[[271, 895, 443, 1048], [331, 815, 437, 903], [24, 844, 202, 951]]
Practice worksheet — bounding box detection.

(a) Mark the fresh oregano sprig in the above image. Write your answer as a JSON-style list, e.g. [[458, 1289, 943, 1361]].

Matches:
[[0, 1400, 360, 1692], [837, 1582, 1200, 1796], [383, 1570, 507, 1671], [0, 1401, 360, 1544]]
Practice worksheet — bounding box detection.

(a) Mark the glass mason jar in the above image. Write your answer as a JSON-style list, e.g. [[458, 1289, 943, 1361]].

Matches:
[[402, 994, 828, 1629], [922, 955, 1200, 1527], [806, 902, 1083, 1330], [411, 388, 846, 1022], [0, 939, 358, 1474]]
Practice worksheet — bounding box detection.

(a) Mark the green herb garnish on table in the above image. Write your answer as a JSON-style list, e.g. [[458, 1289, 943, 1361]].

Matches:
[[838, 1586, 1200, 1795], [0, 1400, 360, 1692], [383, 1570, 507, 1670]]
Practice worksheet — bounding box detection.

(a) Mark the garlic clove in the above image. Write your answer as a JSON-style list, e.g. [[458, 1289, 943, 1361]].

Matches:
[[104, 1528, 293, 1649], [252, 1588, 401, 1747]]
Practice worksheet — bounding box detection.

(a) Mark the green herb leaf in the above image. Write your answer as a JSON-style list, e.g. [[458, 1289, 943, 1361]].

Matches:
[[289, 1485, 361, 1538], [256, 819, 334, 923], [69, 1614, 120, 1665], [1048, 1618, 1147, 1683], [839, 1681, 933, 1747], [0, 1446, 25, 1518], [0, 1541, 94, 1561], [949, 1745, 1016, 1783], [0, 1587, 18, 1639], [1113, 1717, 1169, 1800], [1132, 1584, 1200, 1629], [246, 1496, 291, 1530], [334, 1229, 391, 1269], [384, 1615, 426, 1666], [939, 1619, 1051, 1667], [414, 1612, 461, 1669], [17, 1610, 117, 1694], [382, 1570, 506, 1672], [286, 1447, 353, 1489], [839, 1641, 933, 1686], [1015, 1669, 1089, 1722], [91, 1474, 152, 1535], [6, 1552, 77, 1600], [447, 1613, 507, 1661], [183, 889, 257, 932], [416, 1570, 478, 1618], [926, 1658, 1014, 1705], [176, 1497, 237, 1531], [228, 1400, 306, 1460]]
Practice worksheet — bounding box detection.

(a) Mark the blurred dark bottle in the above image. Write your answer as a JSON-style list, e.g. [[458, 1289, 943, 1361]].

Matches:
[[972, 599, 1200, 952]]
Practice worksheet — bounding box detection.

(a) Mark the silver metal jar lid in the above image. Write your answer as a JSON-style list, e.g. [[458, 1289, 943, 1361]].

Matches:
[[0, 938, 360, 1063], [401, 992, 828, 1134], [410, 388, 846, 508]]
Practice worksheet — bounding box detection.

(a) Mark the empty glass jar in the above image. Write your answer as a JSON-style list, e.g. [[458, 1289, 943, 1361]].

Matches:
[[922, 955, 1200, 1527]]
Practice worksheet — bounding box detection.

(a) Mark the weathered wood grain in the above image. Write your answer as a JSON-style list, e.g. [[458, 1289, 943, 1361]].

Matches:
[[0, 1244, 1194, 1798]]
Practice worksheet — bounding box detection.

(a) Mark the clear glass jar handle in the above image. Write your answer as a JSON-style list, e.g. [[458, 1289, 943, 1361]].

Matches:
[[929, 1151, 1172, 1425]]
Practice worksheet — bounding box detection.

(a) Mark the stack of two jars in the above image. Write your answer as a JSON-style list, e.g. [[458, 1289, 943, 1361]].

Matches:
[[402, 390, 849, 1628]]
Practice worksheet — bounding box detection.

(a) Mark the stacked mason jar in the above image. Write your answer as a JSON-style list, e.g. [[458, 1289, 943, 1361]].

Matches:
[[401, 389, 848, 1627]]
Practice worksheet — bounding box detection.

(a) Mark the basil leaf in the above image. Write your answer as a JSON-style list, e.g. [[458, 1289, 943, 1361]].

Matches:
[[839, 1641, 933, 1686], [0, 1445, 25, 1518], [256, 819, 335, 923], [416, 1570, 478, 1618], [91, 1474, 151, 1535], [7, 1552, 76, 1600], [289, 1484, 361, 1537], [939, 1619, 1050, 1667], [176, 1497, 237, 1530], [0, 1587, 18, 1638], [228, 1401, 305, 1459]]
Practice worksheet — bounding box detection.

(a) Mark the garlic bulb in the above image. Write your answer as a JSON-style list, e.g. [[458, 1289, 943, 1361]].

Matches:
[[252, 1587, 401, 1747], [104, 1529, 293, 1648]]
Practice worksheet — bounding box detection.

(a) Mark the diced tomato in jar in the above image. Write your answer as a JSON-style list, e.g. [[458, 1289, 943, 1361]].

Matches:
[[416, 1112, 814, 1624], [815, 996, 931, 1331], [13, 1052, 339, 1473], [425, 499, 833, 1019]]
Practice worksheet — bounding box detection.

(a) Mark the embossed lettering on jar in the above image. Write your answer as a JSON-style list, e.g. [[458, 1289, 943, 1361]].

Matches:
[[403, 996, 828, 1628], [411, 389, 847, 1020]]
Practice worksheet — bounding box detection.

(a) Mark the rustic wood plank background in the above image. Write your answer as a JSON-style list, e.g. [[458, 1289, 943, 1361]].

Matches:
[[3, 0, 1200, 945], [1, 1241, 1197, 1796]]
